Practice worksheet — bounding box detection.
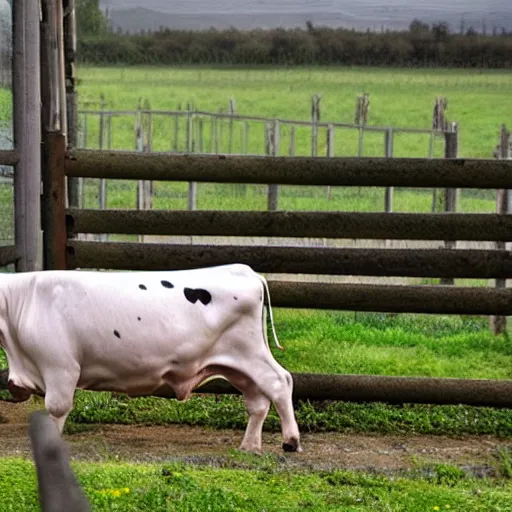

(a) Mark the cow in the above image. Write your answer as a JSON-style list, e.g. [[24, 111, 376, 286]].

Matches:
[[0, 264, 302, 454]]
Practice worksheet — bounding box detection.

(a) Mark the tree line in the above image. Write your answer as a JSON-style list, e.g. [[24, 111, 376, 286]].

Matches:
[[77, 2, 512, 67]]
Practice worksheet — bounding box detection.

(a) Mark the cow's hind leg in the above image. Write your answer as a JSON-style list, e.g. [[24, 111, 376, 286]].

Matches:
[[237, 359, 301, 453]]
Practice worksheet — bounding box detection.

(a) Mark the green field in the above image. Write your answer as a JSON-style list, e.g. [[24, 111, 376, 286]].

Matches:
[[2, 456, 512, 512], [77, 66, 512, 159], [1, 66, 512, 509]]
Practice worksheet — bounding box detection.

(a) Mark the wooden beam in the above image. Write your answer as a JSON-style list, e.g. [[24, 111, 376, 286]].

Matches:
[[65, 151, 512, 189], [66, 241, 512, 279], [67, 209, 512, 242]]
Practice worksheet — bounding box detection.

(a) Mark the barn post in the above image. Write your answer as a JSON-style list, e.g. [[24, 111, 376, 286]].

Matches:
[[63, 0, 80, 209], [40, 0, 68, 271], [12, 0, 42, 272], [42, 131, 67, 271], [490, 124, 511, 335]]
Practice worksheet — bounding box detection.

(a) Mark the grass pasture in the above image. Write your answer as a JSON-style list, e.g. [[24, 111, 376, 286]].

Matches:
[[77, 66, 512, 159], [1, 66, 512, 509], [3, 456, 512, 512], [75, 66, 512, 215]]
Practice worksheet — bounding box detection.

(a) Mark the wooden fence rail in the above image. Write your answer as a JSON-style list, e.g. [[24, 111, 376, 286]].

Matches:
[[66, 241, 512, 279], [66, 150, 512, 189], [2, 370, 512, 408], [67, 209, 512, 241], [0, 246, 18, 267]]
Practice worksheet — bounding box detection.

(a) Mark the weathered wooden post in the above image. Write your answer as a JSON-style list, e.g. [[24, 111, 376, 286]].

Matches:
[[29, 411, 90, 512], [431, 96, 450, 212], [98, 94, 107, 240], [311, 94, 321, 157], [63, 0, 81, 210], [40, 0, 69, 270], [289, 125, 296, 157], [439, 122, 459, 286], [141, 98, 153, 213], [266, 120, 279, 211], [173, 103, 181, 152], [355, 92, 370, 126], [384, 127, 394, 213], [228, 97, 236, 154], [13, 0, 42, 272], [42, 131, 67, 271], [490, 124, 511, 335], [186, 102, 197, 210], [326, 124, 335, 200]]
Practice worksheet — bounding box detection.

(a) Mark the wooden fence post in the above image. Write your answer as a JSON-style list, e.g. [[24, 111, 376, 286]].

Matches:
[[63, 0, 80, 211], [29, 411, 90, 512], [384, 127, 394, 213], [186, 102, 197, 210], [13, 0, 42, 272], [311, 94, 321, 157], [266, 120, 279, 211], [97, 94, 107, 241], [42, 131, 67, 271], [289, 125, 296, 157], [326, 124, 334, 200], [440, 123, 459, 286], [228, 97, 236, 154], [173, 103, 181, 152], [355, 93, 370, 126], [491, 124, 511, 335]]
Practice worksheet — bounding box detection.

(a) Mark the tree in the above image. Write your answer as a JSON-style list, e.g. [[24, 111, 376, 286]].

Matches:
[[76, 0, 108, 39]]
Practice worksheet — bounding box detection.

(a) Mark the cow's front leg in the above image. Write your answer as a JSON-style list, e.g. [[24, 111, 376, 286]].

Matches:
[[42, 370, 80, 434]]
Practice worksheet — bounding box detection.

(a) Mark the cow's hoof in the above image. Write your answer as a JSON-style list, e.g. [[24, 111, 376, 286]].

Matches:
[[282, 438, 302, 453]]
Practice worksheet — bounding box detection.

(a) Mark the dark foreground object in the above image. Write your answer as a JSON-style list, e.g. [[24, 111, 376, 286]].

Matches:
[[29, 411, 90, 512]]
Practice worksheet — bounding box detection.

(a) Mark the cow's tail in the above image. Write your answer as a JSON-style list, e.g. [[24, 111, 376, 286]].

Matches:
[[256, 273, 284, 350]]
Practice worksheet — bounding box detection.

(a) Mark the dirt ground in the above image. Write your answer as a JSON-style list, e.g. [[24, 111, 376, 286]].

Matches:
[[1, 399, 510, 474]]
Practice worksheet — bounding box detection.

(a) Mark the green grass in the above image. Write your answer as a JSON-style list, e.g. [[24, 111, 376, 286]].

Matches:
[[2, 457, 512, 511], [0, 88, 11, 122], [77, 66, 512, 159]]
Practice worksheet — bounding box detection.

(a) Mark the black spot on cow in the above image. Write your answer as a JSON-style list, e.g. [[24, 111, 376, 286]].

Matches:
[[137, 317, 141, 321], [184, 287, 212, 306], [139, 284, 147, 290], [161, 280, 174, 289], [113, 330, 121, 339], [233, 296, 238, 300]]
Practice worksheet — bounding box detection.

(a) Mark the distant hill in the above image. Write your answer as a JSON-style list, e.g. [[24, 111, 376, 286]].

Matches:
[[99, 0, 512, 33]]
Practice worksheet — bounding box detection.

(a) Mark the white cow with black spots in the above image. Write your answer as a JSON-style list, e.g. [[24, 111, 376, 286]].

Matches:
[[0, 264, 301, 454]]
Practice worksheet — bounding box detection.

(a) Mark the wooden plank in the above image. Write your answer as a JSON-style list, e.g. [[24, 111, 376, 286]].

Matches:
[[65, 152, 512, 189], [66, 209, 512, 242], [66, 241, 512, 279]]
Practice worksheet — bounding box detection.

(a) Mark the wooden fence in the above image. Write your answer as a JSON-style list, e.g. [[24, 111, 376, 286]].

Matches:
[[32, 131, 512, 406], [75, 95, 453, 214]]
